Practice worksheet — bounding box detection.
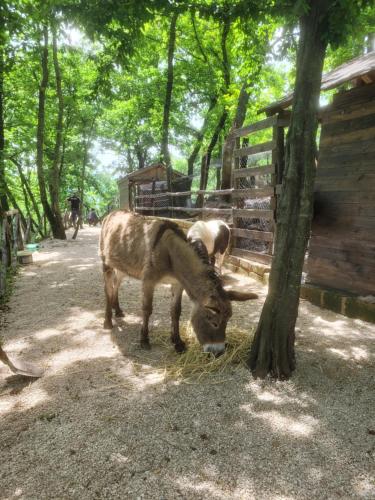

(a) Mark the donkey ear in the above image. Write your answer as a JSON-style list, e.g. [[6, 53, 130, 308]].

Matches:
[[225, 289, 258, 301]]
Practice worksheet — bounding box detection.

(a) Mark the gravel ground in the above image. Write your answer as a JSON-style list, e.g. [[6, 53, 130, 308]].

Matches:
[[0, 226, 374, 500]]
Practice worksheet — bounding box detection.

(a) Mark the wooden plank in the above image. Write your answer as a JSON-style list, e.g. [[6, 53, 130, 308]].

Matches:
[[328, 81, 375, 110], [306, 256, 375, 295], [231, 248, 273, 265], [232, 187, 275, 199], [320, 98, 375, 125], [233, 165, 275, 177], [231, 116, 277, 138], [320, 125, 375, 148], [316, 164, 375, 177], [233, 208, 274, 219], [320, 137, 375, 157], [170, 207, 233, 215], [323, 109, 375, 137], [136, 206, 167, 212], [233, 140, 276, 158], [196, 189, 233, 196], [318, 153, 374, 170], [201, 208, 232, 215], [232, 228, 274, 242]]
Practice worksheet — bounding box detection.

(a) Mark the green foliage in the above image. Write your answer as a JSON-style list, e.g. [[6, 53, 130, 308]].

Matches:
[[2, 0, 374, 232]]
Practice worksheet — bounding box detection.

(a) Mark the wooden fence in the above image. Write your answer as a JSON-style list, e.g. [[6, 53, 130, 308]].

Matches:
[[134, 112, 290, 266], [0, 209, 24, 297]]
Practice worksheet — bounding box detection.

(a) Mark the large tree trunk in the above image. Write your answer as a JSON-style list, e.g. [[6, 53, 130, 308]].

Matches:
[[248, 2, 329, 379], [160, 12, 178, 192], [0, 17, 9, 212], [49, 25, 66, 239], [221, 82, 249, 190], [36, 25, 65, 239]]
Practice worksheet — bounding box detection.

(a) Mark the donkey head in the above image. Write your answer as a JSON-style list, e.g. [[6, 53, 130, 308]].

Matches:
[[190, 289, 258, 356]]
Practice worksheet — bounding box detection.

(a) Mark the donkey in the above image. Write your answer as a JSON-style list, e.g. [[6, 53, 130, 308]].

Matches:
[[187, 219, 230, 274], [99, 210, 258, 356]]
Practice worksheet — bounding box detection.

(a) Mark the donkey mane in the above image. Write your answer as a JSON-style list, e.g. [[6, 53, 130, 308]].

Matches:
[[153, 220, 226, 298], [189, 238, 226, 298], [152, 220, 187, 249]]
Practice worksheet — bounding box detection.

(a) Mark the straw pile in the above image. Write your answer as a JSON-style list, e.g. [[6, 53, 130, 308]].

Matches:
[[153, 322, 255, 381]]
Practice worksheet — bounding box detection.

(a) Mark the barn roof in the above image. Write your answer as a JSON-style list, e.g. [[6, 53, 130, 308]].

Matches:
[[118, 163, 184, 185], [259, 51, 375, 116]]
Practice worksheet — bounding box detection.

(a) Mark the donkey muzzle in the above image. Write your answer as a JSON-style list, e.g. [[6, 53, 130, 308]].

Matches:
[[203, 343, 226, 356]]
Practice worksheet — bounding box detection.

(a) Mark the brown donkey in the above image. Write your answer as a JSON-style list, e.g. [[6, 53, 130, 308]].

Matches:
[[99, 211, 258, 355]]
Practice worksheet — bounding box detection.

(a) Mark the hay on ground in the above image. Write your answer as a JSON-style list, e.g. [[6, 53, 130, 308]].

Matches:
[[153, 323, 254, 381]]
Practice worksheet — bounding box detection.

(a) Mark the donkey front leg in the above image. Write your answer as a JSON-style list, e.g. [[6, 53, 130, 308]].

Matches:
[[103, 264, 115, 329], [170, 284, 186, 353], [140, 280, 155, 350]]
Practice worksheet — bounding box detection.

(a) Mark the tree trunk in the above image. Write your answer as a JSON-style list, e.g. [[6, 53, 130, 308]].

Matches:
[[248, 1, 328, 379], [160, 11, 178, 192], [187, 96, 217, 184], [0, 17, 9, 212], [4, 185, 27, 230], [36, 25, 64, 239], [196, 16, 230, 206], [49, 25, 66, 239], [10, 158, 43, 230], [221, 82, 250, 190], [196, 109, 227, 207]]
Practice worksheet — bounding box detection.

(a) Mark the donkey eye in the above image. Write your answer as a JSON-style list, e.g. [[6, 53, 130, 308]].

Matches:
[[207, 306, 220, 315]]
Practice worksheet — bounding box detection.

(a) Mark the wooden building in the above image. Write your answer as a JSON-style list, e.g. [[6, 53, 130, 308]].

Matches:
[[118, 163, 186, 211], [260, 51, 375, 298]]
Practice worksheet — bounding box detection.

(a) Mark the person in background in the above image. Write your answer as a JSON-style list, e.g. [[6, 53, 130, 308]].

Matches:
[[67, 192, 81, 228], [88, 208, 99, 226]]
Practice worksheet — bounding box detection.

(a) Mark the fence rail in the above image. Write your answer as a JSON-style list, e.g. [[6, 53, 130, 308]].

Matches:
[[133, 111, 290, 266], [0, 210, 24, 298]]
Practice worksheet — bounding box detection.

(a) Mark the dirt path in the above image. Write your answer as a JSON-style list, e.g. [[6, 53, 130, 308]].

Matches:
[[0, 226, 374, 499]]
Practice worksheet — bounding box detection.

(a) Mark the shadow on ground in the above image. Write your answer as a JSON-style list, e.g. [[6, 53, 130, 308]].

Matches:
[[0, 227, 374, 499]]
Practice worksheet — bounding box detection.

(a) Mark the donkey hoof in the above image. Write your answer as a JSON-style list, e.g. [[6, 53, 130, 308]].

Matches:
[[140, 339, 151, 350], [115, 310, 125, 318], [174, 341, 186, 354], [103, 320, 113, 330]]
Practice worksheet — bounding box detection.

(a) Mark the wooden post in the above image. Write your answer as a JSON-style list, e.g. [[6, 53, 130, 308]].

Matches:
[[11, 213, 19, 268], [25, 217, 32, 244], [232, 136, 241, 249], [0, 218, 8, 297]]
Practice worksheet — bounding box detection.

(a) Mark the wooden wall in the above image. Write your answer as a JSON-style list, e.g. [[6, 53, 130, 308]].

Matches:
[[306, 82, 375, 296]]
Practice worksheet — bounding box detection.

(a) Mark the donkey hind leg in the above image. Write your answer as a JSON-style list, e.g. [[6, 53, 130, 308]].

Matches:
[[103, 264, 115, 329], [170, 284, 186, 353], [113, 270, 125, 317], [140, 279, 155, 350]]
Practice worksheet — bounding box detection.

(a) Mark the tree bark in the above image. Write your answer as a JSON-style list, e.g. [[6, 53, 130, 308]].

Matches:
[[196, 109, 227, 207], [49, 25, 66, 239], [10, 158, 43, 230], [248, 1, 329, 379], [4, 185, 27, 229], [36, 25, 65, 239], [221, 82, 250, 190], [160, 11, 178, 192], [196, 16, 230, 205], [0, 10, 9, 212], [187, 96, 217, 181]]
